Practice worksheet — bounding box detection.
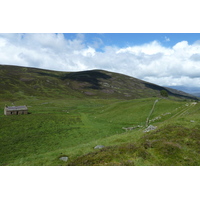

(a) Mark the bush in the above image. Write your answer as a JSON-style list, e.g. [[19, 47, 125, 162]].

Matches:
[[160, 90, 168, 97]]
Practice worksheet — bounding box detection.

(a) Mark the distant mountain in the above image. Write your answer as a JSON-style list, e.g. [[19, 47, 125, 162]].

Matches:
[[0, 65, 198, 101], [167, 86, 200, 97], [191, 93, 200, 97]]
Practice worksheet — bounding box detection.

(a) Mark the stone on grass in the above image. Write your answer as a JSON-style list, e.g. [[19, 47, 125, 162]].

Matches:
[[59, 157, 68, 162], [143, 125, 157, 133], [94, 145, 105, 149]]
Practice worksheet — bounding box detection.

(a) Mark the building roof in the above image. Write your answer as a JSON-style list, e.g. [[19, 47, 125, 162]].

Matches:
[[5, 106, 28, 111]]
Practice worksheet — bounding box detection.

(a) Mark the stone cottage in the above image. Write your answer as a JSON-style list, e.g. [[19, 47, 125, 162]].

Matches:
[[4, 105, 28, 115]]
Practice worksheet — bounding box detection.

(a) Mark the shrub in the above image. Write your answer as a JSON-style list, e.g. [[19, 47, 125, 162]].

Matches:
[[160, 90, 168, 97]]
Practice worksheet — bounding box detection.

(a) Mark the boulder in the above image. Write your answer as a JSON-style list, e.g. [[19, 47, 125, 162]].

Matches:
[[59, 157, 68, 162], [94, 145, 105, 149], [143, 125, 157, 133]]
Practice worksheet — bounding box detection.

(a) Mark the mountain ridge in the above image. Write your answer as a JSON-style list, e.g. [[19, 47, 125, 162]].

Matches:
[[167, 85, 200, 97], [0, 64, 198, 101]]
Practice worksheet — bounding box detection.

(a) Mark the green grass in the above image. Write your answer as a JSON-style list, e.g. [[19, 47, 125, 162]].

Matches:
[[68, 122, 200, 166], [0, 98, 127, 165], [0, 65, 199, 166], [1, 97, 199, 166]]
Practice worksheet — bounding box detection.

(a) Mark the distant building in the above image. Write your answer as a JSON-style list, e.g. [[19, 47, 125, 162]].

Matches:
[[4, 105, 28, 115]]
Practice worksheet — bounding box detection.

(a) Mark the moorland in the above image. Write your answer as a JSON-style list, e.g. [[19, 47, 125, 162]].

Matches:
[[0, 65, 200, 166]]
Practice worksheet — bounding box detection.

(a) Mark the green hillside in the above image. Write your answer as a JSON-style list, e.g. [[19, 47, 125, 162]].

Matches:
[[0, 65, 198, 100], [0, 65, 200, 166]]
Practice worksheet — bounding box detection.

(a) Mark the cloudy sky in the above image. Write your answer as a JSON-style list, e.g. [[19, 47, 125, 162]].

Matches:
[[1, 33, 200, 88]]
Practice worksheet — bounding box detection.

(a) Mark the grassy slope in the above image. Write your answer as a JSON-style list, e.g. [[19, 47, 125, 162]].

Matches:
[[0, 65, 200, 166], [67, 100, 200, 166], [1, 97, 199, 166], [0, 65, 198, 101]]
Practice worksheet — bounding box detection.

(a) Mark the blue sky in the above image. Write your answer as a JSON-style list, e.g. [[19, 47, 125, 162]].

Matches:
[[1, 33, 200, 88], [64, 33, 200, 49]]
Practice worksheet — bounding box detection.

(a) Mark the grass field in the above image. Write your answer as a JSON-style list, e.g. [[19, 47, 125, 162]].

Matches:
[[1, 96, 199, 166], [0, 65, 199, 166]]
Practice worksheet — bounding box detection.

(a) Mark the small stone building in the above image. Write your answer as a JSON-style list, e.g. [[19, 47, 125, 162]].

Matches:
[[4, 105, 28, 115]]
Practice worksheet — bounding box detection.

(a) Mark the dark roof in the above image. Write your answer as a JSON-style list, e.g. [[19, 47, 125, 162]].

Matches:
[[5, 106, 28, 111]]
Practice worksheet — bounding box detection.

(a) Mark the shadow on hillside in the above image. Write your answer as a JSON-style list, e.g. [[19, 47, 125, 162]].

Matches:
[[36, 70, 112, 89], [144, 82, 168, 92], [61, 71, 112, 89], [36, 72, 59, 79]]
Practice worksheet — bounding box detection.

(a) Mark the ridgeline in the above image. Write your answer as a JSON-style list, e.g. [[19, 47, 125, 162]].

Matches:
[[0, 65, 198, 101]]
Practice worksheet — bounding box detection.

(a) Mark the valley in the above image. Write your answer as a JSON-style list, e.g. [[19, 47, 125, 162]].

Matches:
[[0, 65, 200, 166]]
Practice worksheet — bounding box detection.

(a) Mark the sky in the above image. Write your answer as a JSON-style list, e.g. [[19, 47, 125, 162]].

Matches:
[[1, 33, 200, 88]]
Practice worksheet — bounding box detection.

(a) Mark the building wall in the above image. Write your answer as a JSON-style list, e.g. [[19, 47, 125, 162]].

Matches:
[[18, 111, 28, 115], [4, 111, 11, 115], [4, 109, 28, 115]]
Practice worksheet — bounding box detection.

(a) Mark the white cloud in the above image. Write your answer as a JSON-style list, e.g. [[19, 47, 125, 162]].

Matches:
[[144, 76, 200, 87], [116, 41, 172, 55], [173, 41, 188, 50], [88, 37, 104, 49], [74, 46, 96, 57], [1, 33, 200, 87]]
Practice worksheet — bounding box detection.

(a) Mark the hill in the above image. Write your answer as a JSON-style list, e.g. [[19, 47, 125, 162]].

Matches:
[[1, 64, 200, 166], [0, 64, 198, 100]]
